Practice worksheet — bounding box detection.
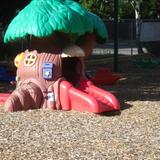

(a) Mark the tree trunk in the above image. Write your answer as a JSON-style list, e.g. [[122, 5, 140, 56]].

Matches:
[[134, 1, 144, 54]]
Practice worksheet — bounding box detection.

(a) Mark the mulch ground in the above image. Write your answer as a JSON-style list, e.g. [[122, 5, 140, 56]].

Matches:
[[0, 54, 160, 160]]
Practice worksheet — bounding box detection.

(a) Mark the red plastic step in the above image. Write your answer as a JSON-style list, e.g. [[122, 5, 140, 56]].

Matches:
[[90, 68, 122, 85]]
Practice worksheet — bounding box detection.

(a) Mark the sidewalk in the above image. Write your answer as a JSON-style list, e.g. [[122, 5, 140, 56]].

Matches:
[[93, 41, 138, 56]]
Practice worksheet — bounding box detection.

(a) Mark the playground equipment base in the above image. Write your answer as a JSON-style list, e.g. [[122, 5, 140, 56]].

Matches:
[[0, 79, 120, 113]]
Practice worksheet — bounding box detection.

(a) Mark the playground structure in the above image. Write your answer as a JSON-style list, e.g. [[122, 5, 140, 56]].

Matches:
[[0, 0, 120, 113], [87, 68, 122, 85], [0, 78, 120, 113]]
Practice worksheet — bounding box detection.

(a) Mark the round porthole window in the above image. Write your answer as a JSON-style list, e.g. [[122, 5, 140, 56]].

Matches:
[[24, 53, 37, 67]]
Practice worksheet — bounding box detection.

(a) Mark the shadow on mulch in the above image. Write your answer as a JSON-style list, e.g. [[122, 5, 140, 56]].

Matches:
[[86, 54, 160, 102], [108, 70, 160, 102], [99, 102, 132, 117]]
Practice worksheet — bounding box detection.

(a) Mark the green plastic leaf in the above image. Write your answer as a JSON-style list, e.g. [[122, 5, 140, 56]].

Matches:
[[4, 0, 107, 43], [88, 12, 108, 43]]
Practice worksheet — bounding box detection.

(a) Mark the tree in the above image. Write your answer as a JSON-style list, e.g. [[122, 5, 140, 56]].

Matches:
[[0, 0, 30, 26], [120, 0, 142, 41], [130, 0, 143, 53], [120, 0, 156, 53], [119, 1, 134, 19], [140, 0, 157, 19], [79, 0, 114, 19]]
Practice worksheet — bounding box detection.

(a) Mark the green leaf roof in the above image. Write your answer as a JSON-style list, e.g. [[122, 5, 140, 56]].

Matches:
[[4, 0, 108, 43]]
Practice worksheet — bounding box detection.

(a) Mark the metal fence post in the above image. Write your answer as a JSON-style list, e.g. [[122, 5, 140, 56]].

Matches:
[[114, 0, 119, 72]]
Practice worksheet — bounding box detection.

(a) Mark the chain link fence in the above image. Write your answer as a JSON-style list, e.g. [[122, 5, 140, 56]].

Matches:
[[92, 19, 138, 56], [93, 19, 160, 57]]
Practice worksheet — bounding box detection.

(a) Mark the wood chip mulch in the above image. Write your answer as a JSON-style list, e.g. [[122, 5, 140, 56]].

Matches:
[[0, 54, 160, 160]]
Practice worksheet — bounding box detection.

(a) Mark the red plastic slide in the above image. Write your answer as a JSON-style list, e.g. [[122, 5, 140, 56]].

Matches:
[[59, 79, 120, 113], [0, 79, 120, 113]]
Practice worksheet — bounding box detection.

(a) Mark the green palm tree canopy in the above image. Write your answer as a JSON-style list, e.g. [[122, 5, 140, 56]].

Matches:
[[4, 0, 108, 43]]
